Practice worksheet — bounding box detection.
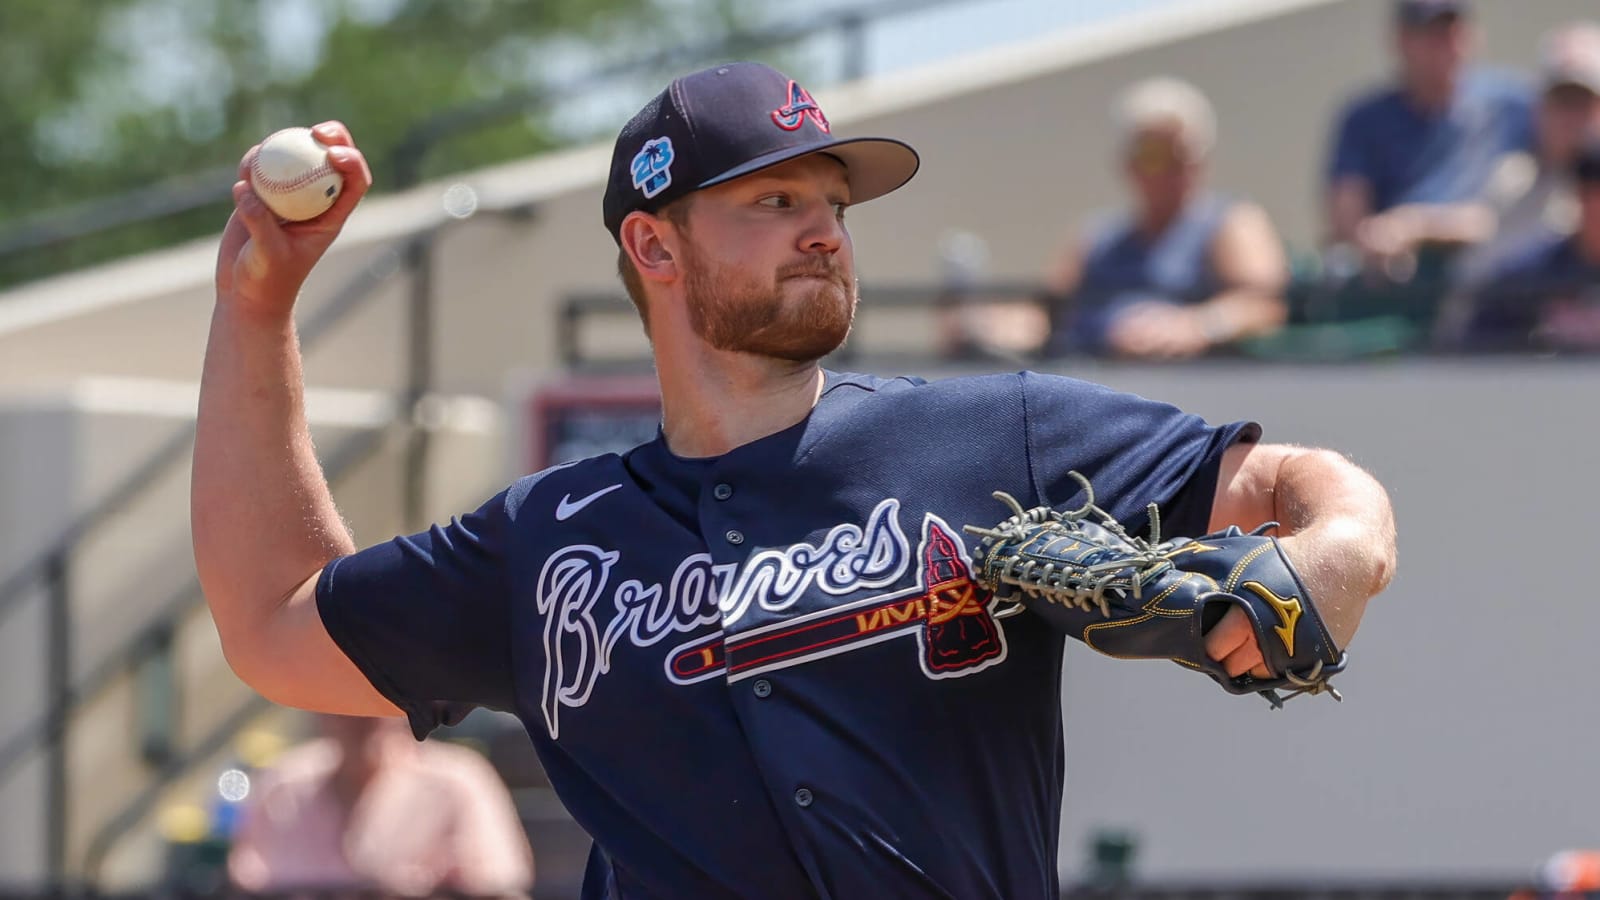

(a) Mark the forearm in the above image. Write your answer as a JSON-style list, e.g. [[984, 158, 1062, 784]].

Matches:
[[1383, 202, 1495, 248], [1193, 287, 1287, 343], [1326, 179, 1370, 246], [191, 299, 353, 651], [1270, 450, 1396, 647]]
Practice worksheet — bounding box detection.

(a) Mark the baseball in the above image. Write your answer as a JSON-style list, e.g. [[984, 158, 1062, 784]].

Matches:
[[250, 127, 344, 221]]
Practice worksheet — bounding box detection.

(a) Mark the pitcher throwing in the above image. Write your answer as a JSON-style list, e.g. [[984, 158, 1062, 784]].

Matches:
[[193, 62, 1396, 899]]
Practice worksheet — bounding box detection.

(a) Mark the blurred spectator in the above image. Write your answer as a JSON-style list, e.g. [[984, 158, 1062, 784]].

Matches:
[[933, 229, 1059, 362], [228, 714, 534, 897], [1324, 0, 1533, 275], [1039, 77, 1288, 358], [1440, 136, 1600, 350], [1451, 22, 1600, 294], [1511, 849, 1600, 900], [1539, 849, 1600, 896]]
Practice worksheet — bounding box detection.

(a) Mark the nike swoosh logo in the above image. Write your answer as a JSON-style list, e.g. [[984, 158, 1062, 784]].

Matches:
[[555, 484, 623, 521]]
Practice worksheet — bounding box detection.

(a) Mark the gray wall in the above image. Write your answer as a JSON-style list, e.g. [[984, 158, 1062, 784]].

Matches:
[[1006, 358, 1600, 883], [0, 388, 507, 886]]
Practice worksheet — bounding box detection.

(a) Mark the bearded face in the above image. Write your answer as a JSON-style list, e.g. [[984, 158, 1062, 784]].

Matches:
[[680, 239, 858, 362]]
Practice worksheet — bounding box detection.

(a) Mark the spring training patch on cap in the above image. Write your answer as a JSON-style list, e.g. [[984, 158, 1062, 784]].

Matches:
[[631, 137, 675, 199]]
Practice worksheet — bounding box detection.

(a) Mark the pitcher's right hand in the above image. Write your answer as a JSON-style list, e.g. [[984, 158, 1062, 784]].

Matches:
[[215, 121, 373, 317]]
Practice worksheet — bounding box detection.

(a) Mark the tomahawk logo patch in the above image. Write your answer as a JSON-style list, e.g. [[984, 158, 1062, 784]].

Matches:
[[667, 513, 1012, 685]]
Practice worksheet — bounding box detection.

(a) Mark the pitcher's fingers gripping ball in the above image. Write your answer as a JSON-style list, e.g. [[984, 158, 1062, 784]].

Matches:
[[250, 126, 345, 221], [964, 472, 1347, 707]]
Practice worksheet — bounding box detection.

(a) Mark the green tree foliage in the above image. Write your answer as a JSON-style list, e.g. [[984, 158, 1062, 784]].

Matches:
[[0, 0, 763, 287]]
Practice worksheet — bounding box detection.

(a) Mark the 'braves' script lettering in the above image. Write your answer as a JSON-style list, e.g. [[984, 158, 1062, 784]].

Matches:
[[536, 499, 908, 738]]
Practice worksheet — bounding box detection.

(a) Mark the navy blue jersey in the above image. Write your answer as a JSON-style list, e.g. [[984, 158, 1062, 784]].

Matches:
[[318, 370, 1257, 899]]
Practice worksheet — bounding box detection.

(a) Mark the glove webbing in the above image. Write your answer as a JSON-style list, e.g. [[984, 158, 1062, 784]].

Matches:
[[964, 473, 1344, 708], [963, 472, 1173, 617]]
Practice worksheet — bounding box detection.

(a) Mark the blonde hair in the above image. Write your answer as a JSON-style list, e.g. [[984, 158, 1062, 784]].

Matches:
[[1112, 77, 1217, 158]]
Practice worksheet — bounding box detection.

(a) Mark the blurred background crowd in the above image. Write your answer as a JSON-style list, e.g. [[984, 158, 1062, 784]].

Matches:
[[944, 0, 1600, 361]]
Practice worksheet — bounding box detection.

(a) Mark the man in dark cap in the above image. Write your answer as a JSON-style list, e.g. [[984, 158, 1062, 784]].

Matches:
[[1324, 0, 1534, 275]]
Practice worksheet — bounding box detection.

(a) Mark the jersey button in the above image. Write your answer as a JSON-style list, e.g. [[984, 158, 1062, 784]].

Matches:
[[793, 787, 814, 808], [713, 483, 734, 501], [752, 679, 772, 698], [725, 529, 745, 545]]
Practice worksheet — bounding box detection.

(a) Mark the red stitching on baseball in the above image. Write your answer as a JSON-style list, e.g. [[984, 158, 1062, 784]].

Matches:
[[251, 129, 337, 193]]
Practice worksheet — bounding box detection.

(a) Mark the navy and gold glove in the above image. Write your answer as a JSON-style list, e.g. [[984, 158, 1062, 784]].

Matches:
[[964, 473, 1347, 707]]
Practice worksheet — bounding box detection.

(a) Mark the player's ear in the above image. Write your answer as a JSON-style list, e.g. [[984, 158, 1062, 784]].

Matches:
[[619, 211, 678, 284]]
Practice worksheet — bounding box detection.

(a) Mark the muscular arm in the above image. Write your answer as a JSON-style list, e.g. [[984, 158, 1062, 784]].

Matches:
[[1331, 177, 1495, 260], [1194, 201, 1289, 341], [1203, 441, 1397, 675], [192, 123, 398, 716], [1363, 201, 1497, 250]]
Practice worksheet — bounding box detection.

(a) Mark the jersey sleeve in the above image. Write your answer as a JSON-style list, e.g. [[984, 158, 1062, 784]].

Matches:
[[1018, 371, 1259, 539], [316, 475, 541, 739]]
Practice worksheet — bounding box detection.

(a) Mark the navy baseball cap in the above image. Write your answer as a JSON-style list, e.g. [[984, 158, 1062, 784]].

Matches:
[[602, 62, 920, 241], [1395, 0, 1467, 26]]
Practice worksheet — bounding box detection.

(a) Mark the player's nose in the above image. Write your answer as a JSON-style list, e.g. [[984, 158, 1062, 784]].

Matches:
[[798, 203, 845, 255]]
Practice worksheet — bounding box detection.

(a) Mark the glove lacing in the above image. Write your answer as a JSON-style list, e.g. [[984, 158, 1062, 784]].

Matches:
[[965, 473, 1346, 708], [964, 472, 1175, 618]]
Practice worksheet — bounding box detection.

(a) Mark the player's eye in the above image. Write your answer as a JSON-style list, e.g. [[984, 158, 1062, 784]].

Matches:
[[758, 195, 792, 209], [832, 201, 849, 220]]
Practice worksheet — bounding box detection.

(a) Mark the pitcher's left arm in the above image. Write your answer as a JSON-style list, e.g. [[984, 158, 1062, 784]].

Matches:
[[1204, 442, 1397, 677]]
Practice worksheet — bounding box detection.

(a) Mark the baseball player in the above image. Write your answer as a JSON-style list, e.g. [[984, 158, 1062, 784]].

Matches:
[[194, 62, 1397, 898]]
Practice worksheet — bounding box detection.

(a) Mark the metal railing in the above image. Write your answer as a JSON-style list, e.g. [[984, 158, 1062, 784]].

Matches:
[[0, 234, 418, 885], [558, 268, 1600, 371], [79, 413, 402, 881]]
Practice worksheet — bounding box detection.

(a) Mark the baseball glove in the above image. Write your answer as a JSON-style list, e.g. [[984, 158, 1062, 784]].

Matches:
[[964, 472, 1346, 707]]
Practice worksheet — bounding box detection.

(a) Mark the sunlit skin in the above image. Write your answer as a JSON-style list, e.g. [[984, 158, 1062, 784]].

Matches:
[[616, 154, 861, 461], [1123, 125, 1202, 236], [313, 714, 411, 806], [632, 154, 858, 362]]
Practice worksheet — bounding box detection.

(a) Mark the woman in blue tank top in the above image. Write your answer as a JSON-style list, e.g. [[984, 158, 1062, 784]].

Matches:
[[1042, 77, 1290, 358]]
